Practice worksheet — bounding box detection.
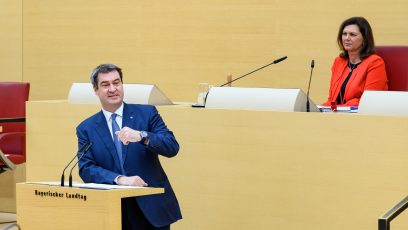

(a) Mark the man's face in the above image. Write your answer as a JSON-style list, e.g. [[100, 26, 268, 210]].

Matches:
[[94, 70, 124, 112]]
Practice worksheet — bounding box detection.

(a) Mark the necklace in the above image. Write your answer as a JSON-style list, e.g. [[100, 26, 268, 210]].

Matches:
[[348, 60, 360, 73]]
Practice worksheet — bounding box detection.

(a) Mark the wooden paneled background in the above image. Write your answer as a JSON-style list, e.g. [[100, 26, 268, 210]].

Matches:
[[0, 0, 407, 214], [0, 0, 22, 82], [1, 0, 407, 102]]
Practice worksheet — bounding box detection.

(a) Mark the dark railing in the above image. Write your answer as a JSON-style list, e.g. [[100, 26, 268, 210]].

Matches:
[[379, 196, 408, 230], [0, 117, 25, 123]]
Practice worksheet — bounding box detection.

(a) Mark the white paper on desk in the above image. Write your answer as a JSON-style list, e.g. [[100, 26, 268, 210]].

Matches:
[[29, 181, 144, 190], [317, 106, 358, 113], [73, 182, 145, 190]]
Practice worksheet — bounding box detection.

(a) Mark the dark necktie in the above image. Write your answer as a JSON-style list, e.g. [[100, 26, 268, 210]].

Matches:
[[111, 113, 125, 174]]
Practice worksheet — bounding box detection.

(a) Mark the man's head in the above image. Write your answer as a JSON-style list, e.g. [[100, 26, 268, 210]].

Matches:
[[90, 64, 124, 112]]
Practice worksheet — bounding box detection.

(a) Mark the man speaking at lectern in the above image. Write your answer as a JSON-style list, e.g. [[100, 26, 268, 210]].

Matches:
[[76, 64, 182, 230]]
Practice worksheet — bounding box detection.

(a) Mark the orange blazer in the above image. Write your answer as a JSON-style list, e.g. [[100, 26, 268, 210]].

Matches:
[[322, 54, 388, 106]]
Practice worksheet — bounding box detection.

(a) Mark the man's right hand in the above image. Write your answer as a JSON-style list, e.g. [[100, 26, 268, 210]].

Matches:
[[117, 176, 148, 187]]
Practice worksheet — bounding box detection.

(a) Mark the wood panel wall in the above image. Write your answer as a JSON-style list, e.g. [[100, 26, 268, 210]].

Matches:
[[0, 1, 23, 212], [0, 0, 22, 82], [1, 0, 407, 213], [22, 0, 408, 102]]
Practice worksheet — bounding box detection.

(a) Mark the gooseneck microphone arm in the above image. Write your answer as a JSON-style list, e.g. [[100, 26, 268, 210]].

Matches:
[[219, 56, 288, 87], [60, 142, 92, 186], [68, 142, 93, 187], [306, 60, 315, 112]]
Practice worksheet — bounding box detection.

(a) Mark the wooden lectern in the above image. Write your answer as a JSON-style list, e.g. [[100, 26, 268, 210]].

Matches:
[[16, 183, 164, 230]]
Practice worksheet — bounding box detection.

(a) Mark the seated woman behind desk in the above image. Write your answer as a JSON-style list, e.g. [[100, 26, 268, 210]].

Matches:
[[322, 16, 388, 107]]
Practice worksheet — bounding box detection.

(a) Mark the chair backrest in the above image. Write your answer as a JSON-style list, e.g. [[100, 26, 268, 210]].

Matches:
[[0, 82, 30, 161], [0, 82, 30, 131], [375, 46, 408, 91]]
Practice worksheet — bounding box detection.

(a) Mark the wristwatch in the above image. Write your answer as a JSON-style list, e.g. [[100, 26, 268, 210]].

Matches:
[[140, 131, 149, 144]]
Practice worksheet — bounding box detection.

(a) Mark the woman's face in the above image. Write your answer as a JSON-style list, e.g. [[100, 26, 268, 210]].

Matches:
[[342, 24, 364, 54]]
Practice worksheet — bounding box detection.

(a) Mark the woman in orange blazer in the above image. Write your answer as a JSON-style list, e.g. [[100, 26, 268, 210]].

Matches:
[[322, 17, 388, 107]]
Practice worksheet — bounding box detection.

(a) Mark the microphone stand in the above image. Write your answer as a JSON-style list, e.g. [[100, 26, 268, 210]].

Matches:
[[306, 60, 315, 112], [219, 56, 288, 87], [193, 56, 288, 108], [68, 142, 92, 187], [60, 142, 91, 186]]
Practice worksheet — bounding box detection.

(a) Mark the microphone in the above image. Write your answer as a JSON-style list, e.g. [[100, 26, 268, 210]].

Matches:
[[306, 60, 315, 112], [272, 56, 288, 64], [68, 142, 92, 187], [219, 56, 288, 87], [60, 142, 92, 186]]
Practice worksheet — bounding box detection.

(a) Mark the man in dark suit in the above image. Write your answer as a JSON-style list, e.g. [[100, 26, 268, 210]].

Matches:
[[76, 64, 182, 230]]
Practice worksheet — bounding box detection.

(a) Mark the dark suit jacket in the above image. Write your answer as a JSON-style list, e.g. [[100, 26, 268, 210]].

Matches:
[[76, 103, 182, 227]]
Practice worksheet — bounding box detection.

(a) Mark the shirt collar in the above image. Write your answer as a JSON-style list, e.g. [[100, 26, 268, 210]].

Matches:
[[102, 103, 124, 121]]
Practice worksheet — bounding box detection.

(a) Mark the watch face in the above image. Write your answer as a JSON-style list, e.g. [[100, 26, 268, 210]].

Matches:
[[141, 131, 148, 138]]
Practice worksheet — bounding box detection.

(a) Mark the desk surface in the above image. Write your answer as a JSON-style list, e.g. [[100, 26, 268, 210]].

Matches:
[[25, 101, 408, 230]]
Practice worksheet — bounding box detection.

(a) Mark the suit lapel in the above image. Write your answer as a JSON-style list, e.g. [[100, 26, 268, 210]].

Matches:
[[332, 61, 349, 101], [341, 60, 363, 101], [95, 111, 123, 172], [122, 103, 136, 164]]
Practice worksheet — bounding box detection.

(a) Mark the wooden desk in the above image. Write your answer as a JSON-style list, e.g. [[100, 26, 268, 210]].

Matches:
[[25, 101, 408, 230]]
